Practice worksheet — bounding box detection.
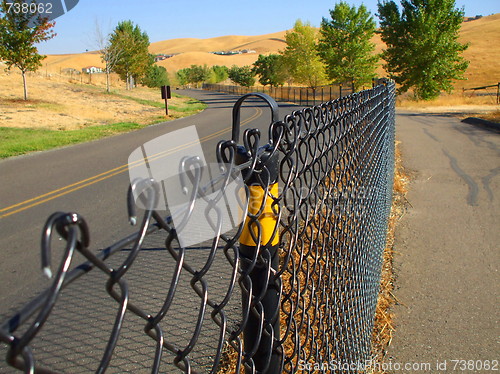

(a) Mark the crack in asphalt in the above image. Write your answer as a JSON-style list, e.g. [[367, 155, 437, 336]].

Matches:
[[420, 122, 497, 205], [481, 166, 500, 201], [442, 148, 479, 206], [422, 127, 440, 142]]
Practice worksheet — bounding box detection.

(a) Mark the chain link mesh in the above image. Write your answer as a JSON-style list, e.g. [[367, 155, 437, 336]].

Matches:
[[0, 81, 396, 373]]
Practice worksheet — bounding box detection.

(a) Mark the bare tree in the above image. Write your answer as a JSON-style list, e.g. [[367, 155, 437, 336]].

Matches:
[[93, 20, 123, 93]]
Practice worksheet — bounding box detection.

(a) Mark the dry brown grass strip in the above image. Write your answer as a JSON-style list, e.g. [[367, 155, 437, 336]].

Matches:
[[368, 141, 410, 374]]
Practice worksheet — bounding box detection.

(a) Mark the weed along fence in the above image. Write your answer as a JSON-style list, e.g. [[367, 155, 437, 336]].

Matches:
[[203, 82, 356, 107], [0, 81, 396, 373]]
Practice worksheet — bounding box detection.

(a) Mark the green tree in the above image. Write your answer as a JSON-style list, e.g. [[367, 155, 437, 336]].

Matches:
[[378, 0, 469, 100], [176, 68, 190, 86], [318, 2, 378, 90], [142, 60, 169, 88], [228, 65, 255, 87], [188, 64, 211, 87], [0, 0, 56, 100], [281, 20, 327, 90], [252, 54, 286, 87], [175, 65, 211, 87], [211, 65, 229, 83], [109, 20, 151, 90]]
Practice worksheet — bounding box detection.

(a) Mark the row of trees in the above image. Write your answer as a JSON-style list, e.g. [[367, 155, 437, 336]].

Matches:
[[174, 0, 468, 100], [299, 0, 469, 100], [1, 0, 469, 101], [224, 0, 468, 100], [176, 64, 260, 88], [176, 65, 229, 87]]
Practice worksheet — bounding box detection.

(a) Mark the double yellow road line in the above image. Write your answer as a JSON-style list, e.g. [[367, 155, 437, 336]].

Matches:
[[0, 107, 262, 219]]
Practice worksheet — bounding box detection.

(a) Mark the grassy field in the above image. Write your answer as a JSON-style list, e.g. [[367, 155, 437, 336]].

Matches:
[[0, 70, 206, 158], [0, 122, 142, 158]]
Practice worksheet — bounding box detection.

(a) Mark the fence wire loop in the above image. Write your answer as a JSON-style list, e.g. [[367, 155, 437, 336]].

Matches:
[[1, 82, 396, 374]]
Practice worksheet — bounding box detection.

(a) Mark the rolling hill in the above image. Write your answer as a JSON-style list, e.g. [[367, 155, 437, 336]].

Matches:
[[43, 14, 500, 88]]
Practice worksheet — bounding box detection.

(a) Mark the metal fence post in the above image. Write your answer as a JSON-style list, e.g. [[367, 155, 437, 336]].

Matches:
[[232, 93, 282, 374]]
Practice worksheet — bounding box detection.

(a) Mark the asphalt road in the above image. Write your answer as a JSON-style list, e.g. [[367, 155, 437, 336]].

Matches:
[[0, 89, 302, 317], [388, 112, 499, 371]]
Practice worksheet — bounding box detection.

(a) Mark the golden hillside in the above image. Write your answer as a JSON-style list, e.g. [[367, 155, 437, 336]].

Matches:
[[42, 14, 499, 88], [44, 31, 287, 73], [458, 13, 500, 89], [149, 31, 287, 54]]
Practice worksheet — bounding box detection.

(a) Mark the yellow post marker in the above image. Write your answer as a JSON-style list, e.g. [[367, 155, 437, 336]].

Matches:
[[240, 183, 279, 247]]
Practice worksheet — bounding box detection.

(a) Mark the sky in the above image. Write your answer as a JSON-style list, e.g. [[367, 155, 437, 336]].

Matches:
[[34, 0, 500, 55]]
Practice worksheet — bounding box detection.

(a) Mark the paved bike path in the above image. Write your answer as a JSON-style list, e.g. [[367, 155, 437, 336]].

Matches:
[[388, 112, 499, 372]]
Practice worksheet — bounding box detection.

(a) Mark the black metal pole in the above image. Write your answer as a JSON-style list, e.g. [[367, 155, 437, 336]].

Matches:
[[237, 147, 281, 374], [232, 93, 282, 374]]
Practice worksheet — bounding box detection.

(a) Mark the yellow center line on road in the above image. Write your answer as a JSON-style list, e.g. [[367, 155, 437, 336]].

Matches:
[[0, 107, 263, 219]]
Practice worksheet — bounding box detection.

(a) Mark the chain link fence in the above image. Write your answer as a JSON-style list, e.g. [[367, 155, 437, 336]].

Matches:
[[203, 82, 357, 107], [0, 81, 396, 373]]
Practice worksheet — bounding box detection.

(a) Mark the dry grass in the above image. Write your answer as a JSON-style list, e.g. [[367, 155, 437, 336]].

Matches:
[[458, 14, 500, 90], [369, 141, 410, 374], [479, 110, 500, 123], [397, 91, 498, 107], [0, 69, 201, 131], [396, 90, 499, 122], [217, 342, 243, 374]]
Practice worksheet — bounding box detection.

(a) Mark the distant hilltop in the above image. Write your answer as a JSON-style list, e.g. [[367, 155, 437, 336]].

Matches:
[[211, 50, 256, 55]]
